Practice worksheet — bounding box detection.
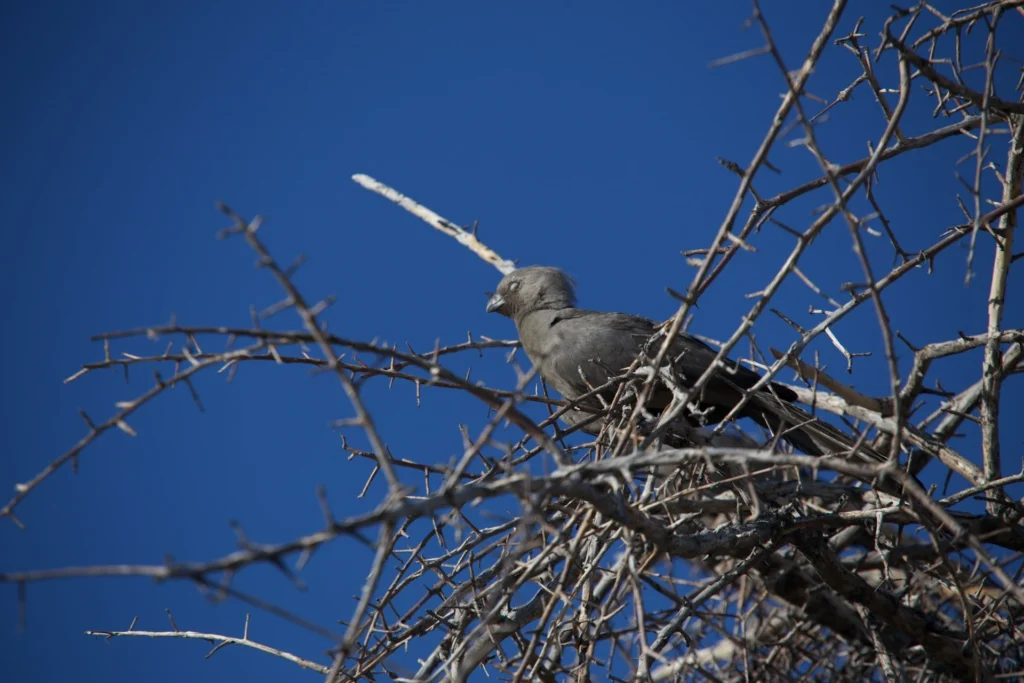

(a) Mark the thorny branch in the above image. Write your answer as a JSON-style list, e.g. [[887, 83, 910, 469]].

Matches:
[[5, 3, 1024, 682], [86, 612, 330, 675]]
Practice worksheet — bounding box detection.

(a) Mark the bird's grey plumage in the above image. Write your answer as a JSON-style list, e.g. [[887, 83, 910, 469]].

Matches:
[[486, 266, 886, 463]]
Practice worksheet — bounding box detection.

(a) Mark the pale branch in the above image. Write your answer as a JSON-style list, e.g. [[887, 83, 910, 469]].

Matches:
[[86, 613, 330, 675], [902, 329, 1024, 406], [981, 115, 1023, 511], [351, 174, 517, 275]]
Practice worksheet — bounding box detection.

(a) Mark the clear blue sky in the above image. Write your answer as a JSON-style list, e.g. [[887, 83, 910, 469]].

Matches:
[[2, 1, 1020, 681]]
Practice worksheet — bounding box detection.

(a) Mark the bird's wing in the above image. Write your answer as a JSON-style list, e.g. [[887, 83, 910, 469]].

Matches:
[[541, 310, 764, 406], [539, 310, 650, 398], [575, 311, 783, 396], [539, 310, 890, 466]]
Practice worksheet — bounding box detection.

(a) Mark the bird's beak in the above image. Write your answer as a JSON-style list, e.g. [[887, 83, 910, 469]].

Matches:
[[485, 293, 506, 314]]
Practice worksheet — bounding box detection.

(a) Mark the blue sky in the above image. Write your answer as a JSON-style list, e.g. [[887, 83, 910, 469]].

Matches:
[[2, 1, 1021, 681]]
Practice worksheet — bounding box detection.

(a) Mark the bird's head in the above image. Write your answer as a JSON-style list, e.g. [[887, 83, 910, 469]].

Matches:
[[485, 266, 577, 321]]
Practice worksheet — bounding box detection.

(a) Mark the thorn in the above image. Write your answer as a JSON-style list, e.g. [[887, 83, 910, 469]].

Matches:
[[116, 420, 137, 437], [79, 410, 96, 430], [165, 609, 180, 632], [64, 368, 89, 384]]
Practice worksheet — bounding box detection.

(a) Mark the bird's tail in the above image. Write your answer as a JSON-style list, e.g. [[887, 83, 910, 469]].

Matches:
[[747, 392, 889, 465]]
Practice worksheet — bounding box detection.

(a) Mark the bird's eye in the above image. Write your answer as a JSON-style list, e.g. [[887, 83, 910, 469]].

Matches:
[[508, 280, 521, 292]]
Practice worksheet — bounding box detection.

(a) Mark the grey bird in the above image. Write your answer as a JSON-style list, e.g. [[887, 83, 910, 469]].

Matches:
[[485, 266, 886, 463]]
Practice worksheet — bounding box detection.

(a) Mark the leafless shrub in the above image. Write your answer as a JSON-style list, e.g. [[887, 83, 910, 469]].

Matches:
[[4, 2, 1024, 681]]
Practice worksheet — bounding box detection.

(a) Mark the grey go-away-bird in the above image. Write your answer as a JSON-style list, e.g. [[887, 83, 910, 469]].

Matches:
[[485, 266, 887, 464]]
